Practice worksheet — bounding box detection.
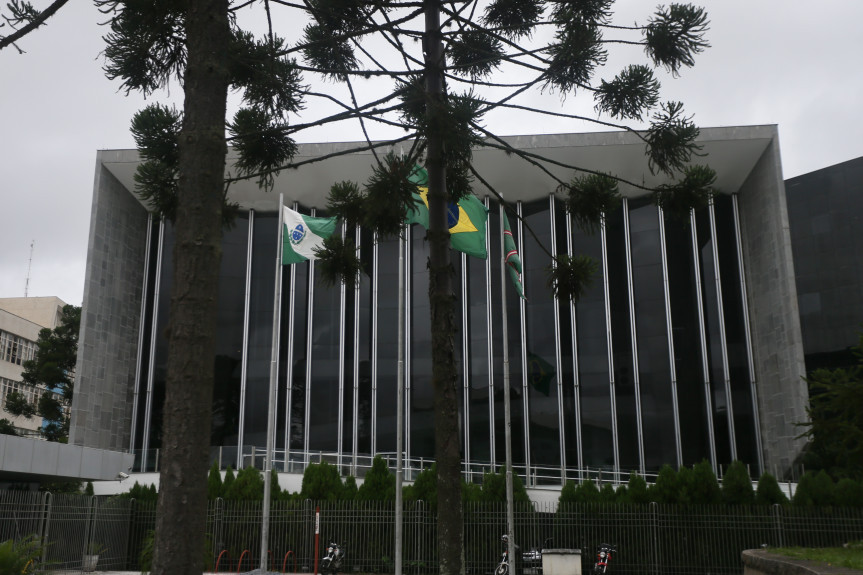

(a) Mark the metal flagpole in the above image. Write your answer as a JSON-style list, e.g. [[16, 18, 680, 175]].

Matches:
[[261, 193, 285, 573], [500, 202, 516, 573], [395, 224, 405, 575]]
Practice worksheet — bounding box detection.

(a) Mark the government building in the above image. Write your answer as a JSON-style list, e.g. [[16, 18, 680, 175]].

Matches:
[[68, 126, 811, 485]]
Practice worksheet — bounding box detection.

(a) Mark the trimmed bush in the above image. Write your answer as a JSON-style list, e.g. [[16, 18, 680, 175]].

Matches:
[[755, 472, 789, 505], [722, 461, 754, 505]]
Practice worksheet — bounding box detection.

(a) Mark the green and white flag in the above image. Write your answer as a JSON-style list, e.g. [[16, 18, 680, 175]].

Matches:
[[282, 206, 337, 265]]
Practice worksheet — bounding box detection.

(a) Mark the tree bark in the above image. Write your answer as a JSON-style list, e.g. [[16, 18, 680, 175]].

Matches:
[[424, 0, 464, 574], [150, 0, 229, 574]]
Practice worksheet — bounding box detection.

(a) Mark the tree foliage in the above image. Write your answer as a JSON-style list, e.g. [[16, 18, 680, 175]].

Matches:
[[3, 304, 80, 442], [799, 334, 863, 481]]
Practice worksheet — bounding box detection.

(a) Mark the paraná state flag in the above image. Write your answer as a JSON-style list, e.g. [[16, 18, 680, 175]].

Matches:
[[405, 165, 488, 259], [282, 206, 338, 264], [503, 211, 525, 299]]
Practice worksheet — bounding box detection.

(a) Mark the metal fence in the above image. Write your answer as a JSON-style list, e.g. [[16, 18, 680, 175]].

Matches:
[[2, 492, 862, 574]]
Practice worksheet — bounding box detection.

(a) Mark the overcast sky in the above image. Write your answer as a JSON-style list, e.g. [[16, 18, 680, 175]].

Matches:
[[2, 1, 862, 307]]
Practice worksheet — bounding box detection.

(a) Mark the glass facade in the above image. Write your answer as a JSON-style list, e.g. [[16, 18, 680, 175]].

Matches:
[[132, 193, 762, 480]]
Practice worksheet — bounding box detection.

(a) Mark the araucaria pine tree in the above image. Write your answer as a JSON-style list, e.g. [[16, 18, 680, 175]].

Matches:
[[98, 0, 711, 574]]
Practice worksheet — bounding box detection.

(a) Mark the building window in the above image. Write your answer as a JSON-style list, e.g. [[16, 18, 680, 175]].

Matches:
[[0, 330, 36, 366]]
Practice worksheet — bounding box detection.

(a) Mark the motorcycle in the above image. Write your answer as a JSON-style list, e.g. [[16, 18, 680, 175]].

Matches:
[[593, 543, 616, 575], [321, 540, 346, 575], [496, 535, 552, 575], [495, 534, 517, 575]]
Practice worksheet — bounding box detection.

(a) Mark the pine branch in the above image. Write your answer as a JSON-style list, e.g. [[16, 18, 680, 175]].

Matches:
[[0, 0, 69, 52], [224, 134, 417, 185]]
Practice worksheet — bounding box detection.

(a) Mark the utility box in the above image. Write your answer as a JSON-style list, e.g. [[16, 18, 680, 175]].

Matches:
[[541, 548, 582, 575]]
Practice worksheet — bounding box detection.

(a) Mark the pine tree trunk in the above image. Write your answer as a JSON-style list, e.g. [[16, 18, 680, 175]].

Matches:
[[424, 0, 465, 573], [150, 1, 229, 574]]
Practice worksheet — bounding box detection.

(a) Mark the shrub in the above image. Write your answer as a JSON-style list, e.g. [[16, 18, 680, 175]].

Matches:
[[225, 466, 264, 501], [722, 461, 754, 505], [357, 456, 395, 501], [559, 480, 577, 504], [688, 460, 721, 504], [835, 478, 863, 507], [624, 473, 649, 504], [599, 483, 617, 503], [0, 535, 45, 574], [479, 469, 530, 503], [793, 470, 835, 506], [405, 464, 437, 508], [755, 472, 789, 505], [342, 475, 358, 500], [652, 465, 679, 504], [301, 462, 344, 501], [207, 461, 223, 499]]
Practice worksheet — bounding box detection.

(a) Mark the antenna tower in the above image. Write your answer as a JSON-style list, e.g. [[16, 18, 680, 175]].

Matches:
[[24, 240, 34, 297]]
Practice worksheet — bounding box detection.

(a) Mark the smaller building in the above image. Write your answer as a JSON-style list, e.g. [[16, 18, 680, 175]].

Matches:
[[785, 156, 863, 373], [0, 296, 67, 436]]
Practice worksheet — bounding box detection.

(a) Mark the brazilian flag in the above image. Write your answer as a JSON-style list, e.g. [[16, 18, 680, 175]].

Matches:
[[405, 165, 488, 259]]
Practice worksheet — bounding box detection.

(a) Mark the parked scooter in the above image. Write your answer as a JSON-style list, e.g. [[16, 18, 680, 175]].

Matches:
[[321, 540, 346, 575], [593, 543, 616, 575]]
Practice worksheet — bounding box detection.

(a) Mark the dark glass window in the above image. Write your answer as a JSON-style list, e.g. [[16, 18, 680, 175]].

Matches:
[[628, 199, 676, 472], [408, 227, 463, 459], [555, 201, 578, 472], [133, 219, 160, 453], [522, 199, 561, 479], [714, 196, 758, 471], [244, 213, 278, 461], [286, 227, 310, 457], [355, 227, 374, 456], [466, 239, 492, 465], [308, 223, 344, 454], [211, 214, 248, 449], [148, 223, 175, 457], [572, 213, 613, 470], [664, 210, 712, 466], [490, 202, 526, 468], [606, 205, 639, 471], [376, 235, 399, 454], [696, 207, 732, 466]]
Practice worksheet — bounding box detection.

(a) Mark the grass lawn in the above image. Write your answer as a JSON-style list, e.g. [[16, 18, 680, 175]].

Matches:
[[770, 542, 863, 571]]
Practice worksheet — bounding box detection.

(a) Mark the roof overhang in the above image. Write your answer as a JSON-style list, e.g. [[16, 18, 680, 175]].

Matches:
[[0, 435, 134, 485], [99, 125, 777, 212]]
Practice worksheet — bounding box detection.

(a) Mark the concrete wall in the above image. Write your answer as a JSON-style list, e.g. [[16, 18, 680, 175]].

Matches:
[[69, 155, 149, 451], [0, 296, 66, 328], [736, 129, 809, 477]]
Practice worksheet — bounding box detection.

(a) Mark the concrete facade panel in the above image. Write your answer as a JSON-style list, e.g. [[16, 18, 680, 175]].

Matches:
[[68, 156, 148, 451], [736, 129, 809, 477]]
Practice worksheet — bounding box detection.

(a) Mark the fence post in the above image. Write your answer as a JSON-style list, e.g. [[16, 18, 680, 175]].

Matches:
[[773, 504, 784, 548], [39, 491, 53, 566], [650, 501, 660, 575]]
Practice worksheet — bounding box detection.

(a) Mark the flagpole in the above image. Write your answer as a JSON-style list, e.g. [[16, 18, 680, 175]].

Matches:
[[261, 193, 285, 573], [395, 224, 405, 575], [500, 203, 516, 573]]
